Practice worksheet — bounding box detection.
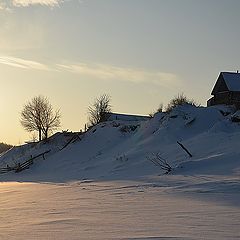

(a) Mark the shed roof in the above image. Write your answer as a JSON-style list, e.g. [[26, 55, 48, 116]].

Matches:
[[107, 112, 150, 121], [211, 72, 240, 95]]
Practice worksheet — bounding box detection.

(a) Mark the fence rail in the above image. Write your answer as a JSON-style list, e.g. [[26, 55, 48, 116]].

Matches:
[[0, 150, 51, 174]]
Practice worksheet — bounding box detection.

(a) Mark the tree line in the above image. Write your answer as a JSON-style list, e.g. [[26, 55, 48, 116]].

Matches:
[[20, 93, 196, 142], [20, 94, 112, 142]]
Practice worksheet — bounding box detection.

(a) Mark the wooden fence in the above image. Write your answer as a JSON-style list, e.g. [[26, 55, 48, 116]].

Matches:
[[0, 132, 82, 175], [0, 150, 51, 174]]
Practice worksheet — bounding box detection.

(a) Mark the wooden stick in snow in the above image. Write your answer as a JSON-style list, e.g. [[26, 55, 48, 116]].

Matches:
[[177, 141, 192, 157]]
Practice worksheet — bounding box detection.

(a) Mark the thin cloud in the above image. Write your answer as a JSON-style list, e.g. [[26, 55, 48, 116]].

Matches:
[[0, 0, 65, 10], [0, 56, 180, 87], [57, 62, 180, 88], [12, 0, 62, 7], [0, 56, 50, 70]]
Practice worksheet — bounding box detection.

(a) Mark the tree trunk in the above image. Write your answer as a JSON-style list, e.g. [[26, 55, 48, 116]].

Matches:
[[38, 129, 42, 141], [43, 128, 48, 139]]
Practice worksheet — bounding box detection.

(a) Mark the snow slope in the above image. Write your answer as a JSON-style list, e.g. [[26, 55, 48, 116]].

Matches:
[[0, 104, 239, 184]]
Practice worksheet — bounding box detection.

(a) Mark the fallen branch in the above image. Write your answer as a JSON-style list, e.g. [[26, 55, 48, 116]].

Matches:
[[177, 141, 192, 157], [60, 134, 82, 151], [146, 152, 172, 174]]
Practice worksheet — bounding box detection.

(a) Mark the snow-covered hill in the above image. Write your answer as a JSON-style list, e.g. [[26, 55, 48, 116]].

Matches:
[[1, 104, 240, 239], [0, 104, 239, 185]]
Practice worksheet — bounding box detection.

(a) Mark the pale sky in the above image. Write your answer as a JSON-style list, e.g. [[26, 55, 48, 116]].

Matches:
[[0, 0, 240, 145]]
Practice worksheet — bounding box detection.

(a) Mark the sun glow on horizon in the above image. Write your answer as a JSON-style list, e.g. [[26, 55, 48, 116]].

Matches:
[[1, 0, 240, 144]]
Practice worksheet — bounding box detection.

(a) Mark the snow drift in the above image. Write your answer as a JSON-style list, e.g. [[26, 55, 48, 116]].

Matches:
[[0, 104, 239, 184]]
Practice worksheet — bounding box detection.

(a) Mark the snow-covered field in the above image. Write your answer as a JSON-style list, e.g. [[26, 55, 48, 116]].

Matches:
[[0, 105, 240, 239], [0, 180, 239, 240]]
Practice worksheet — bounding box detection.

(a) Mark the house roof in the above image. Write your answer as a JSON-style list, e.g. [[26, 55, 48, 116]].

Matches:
[[211, 72, 240, 95], [222, 72, 240, 91]]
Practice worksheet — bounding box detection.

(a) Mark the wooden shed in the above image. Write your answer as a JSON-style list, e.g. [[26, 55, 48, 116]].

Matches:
[[207, 72, 240, 108], [107, 112, 150, 121]]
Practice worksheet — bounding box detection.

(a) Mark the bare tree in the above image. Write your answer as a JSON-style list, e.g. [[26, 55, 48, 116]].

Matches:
[[88, 94, 112, 127], [20, 95, 61, 141]]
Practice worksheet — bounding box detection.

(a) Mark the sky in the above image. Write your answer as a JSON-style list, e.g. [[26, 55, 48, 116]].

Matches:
[[0, 0, 240, 145]]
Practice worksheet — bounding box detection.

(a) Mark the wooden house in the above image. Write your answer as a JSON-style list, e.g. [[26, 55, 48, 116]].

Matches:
[[207, 72, 240, 108]]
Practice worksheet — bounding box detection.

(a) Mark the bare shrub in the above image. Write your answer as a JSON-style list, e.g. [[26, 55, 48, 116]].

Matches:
[[120, 125, 139, 133], [149, 103, 164, 117], [0, 142, 13, 154], [115, 154, 128, 162], [156, 103, 164, 113], [165, 93, 197, 113], [88, 94, 112, 127], [146, 152, 172, 174]]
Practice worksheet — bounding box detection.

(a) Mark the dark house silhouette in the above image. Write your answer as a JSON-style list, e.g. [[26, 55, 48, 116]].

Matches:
[[207, 72, 240, 108]]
